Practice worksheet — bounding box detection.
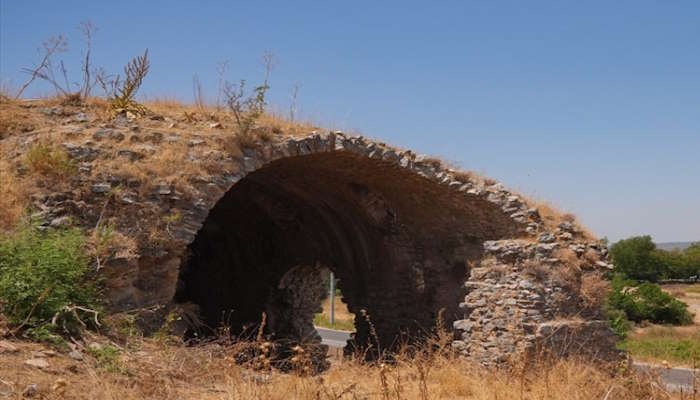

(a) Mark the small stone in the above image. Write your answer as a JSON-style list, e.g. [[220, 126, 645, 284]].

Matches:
[[62, 143, 100, 161], [74, 112, 88, 122], [453, 320, 475, 332], [117, 149, 145, 161], [120, 195, 136, 205], [91, 183, 111, 193], [150, 114, 165, 121], [68, 350, 83, 360], [23, 384, 38, 397], [188, 139, 205, 147], [93, 129, 125, 142], [519, 280, 534, 289], [88, 342, 102, 351], [24, 358, 49, 369], [559, 232, 573, 241], [49, 216, 71, 228], [51, 378, 67, 394], [558, 221, 575, 233], [165, 134, 181, 143], [209, 122, 222, 129], [538, 232, 556, 243], [0, 340, 18, 353], [156, 184, 172, 195]]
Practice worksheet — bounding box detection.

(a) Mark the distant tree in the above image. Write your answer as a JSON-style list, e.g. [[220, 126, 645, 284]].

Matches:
[[682, 242, 700, 261], [610, 236, 666, 282], [680, 243, 700, 278]]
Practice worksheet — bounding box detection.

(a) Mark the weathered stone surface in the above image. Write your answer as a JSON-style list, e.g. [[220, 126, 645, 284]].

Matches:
[[24, 358, 49, 369], [93, 128, 125, 142], [91, 183, 111, 193], [12, 125, 616, 368]]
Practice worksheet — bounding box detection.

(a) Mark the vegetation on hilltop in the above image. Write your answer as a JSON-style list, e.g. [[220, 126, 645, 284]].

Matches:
[[610, 235, 700, 282]]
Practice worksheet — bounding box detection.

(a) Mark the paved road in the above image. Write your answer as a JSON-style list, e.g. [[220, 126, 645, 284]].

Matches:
[[314, 327, 698, 392], [633, 363, 698, 393], [316, 327, 351, 348]]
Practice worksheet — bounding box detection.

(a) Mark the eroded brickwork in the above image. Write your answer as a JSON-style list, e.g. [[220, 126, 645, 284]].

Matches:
[[19, 123, 619, 365]]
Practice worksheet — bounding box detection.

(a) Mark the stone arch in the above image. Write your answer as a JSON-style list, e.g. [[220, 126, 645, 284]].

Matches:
[[100, 131, 617, 366], [172, 135, 525, 353]]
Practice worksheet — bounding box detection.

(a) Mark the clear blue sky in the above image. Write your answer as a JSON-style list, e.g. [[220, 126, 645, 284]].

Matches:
[[2, 1, 699, 243]]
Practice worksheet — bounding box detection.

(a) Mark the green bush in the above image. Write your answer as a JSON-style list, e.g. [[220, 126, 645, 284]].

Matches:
[[0, 224, 98, 340], [605, 307, 632, 339], [610, 236, 666, 282], [607, 275, 693, 326], [86, 344, 126, 374]]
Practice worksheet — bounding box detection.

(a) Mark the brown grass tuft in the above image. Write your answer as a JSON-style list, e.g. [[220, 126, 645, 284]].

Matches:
[[0, 156, 30, 231], [0, 333, 677, 400], [23, 142, 77, 180], [580, 272, 610, 309]]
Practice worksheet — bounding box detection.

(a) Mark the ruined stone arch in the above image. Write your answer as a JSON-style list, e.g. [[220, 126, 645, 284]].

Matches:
[[99, 132, 617, 365]]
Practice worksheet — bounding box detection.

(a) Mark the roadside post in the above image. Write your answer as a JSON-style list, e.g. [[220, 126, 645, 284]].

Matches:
[[329, 271, 335, 327]]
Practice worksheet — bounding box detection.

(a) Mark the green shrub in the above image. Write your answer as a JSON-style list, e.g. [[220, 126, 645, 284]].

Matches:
[[610, 236, 667, 282], [607, 275, 693, 326], [654, 246, 700, 280], [605, 307, 631, 339], [0, 223, 98, 339], [86, 344, 126, 373]]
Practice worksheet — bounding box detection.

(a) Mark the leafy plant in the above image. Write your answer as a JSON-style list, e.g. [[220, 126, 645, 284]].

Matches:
[[0, 223, 99, 340], [224, 79, 269, 137], [110, 49, 150, 116], [605, 307, 631, 339], [607, 275, 693, 325], [87, 344, 126, 373], [223, 52, 276, 147], [609, 236, 666, 282]]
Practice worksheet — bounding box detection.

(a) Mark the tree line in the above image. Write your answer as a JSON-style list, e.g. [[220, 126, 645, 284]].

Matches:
[[609, 236, 700, 282]]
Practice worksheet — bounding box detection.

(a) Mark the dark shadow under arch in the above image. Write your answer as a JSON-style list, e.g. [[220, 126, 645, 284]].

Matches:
[[174, 151, 518, 356]]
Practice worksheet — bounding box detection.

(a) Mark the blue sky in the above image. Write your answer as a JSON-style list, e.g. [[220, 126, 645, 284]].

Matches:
[[2, 1, 699, 242]]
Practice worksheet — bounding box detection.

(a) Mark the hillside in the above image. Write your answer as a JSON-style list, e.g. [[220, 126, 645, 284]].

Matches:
[[1, 97, 664, 399]]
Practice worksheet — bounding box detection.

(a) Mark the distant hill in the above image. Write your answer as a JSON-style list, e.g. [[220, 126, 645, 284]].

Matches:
[[656, 242, 697, 251]]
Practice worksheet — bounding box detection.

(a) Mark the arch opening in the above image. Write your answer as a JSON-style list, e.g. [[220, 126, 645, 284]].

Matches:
[[174, 151, 518, 359]]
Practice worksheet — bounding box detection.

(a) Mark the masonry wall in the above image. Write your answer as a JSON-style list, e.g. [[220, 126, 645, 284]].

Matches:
[[22, 124, 620, 365]]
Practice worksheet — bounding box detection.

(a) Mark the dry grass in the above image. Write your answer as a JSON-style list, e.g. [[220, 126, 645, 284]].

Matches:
[[0, 100, 43, 139], [531, 200, 595, 239], [0, 333, 680, 400], [23, 142, 77, 180], [0, 97, 586, 236], [580, 272, 610, 309], [522, 259, 551, 282], [0, 156, 30, 232]]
